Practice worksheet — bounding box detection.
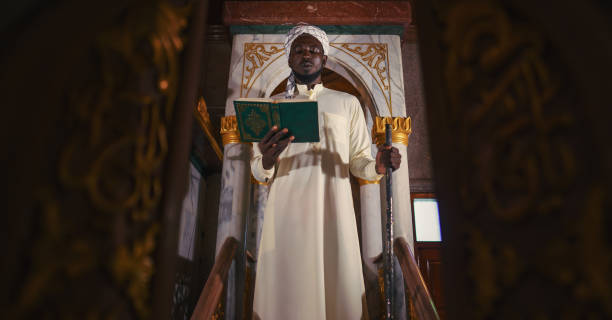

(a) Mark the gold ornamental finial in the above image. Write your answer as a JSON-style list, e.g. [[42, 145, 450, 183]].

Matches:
[[220, 116, 242, 145], [372, 116, 412, 146], [194, 97, 223, 160]]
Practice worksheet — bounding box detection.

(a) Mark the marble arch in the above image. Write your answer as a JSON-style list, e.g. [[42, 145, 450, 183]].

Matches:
[[224, 34, 407, 119]]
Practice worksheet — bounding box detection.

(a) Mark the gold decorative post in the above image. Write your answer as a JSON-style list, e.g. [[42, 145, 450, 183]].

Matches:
[[220, 116, 242, 145], [372, 116, 412, 146]]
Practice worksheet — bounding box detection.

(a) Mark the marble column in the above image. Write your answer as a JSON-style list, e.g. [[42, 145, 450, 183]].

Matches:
[[392, 144, 414, 250], [244, 177, 269, 319], [215, 116, 252, 320], [246, 177, 268, 264], [357, 177, 383, 318]]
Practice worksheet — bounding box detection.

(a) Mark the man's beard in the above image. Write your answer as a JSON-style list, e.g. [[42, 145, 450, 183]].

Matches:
[[293, 66, 324, 84]]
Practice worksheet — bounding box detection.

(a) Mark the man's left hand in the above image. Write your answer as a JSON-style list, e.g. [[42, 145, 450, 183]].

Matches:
[[375, 146, 401, 174]]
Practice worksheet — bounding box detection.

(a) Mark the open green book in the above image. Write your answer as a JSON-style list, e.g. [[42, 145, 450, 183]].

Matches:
[[233, 98, 320, 143]]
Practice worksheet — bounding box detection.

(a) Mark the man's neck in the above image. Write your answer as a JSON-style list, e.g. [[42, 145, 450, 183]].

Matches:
[[293, 69, 322, 90], [295, 79, 321, 90]]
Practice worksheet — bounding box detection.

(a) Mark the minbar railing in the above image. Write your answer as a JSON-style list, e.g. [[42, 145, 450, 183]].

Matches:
[[191, 237, 239, 320], [191, 236, 437, 320], [394, 237, 440, 320]]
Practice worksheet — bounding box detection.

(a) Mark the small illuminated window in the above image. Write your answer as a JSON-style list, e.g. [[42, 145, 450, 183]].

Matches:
[[413, 198, 442, 242]]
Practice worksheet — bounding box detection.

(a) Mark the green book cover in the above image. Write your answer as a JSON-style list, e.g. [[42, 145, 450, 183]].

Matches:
[[233, 98, 320, 143]]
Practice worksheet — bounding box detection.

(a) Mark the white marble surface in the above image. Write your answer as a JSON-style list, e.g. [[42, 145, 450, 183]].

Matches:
[[215, 143, 252, 320], [390, 142, 414, 252], [215, 143, 252, 254], [225, 34, 406, 118], [177, 163, 202, 260], [247, 184, 268, 258], [360, 183, 383, 272]]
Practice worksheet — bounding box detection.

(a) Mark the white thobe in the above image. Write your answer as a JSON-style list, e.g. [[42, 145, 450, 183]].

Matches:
[[251, 84, 382, 320]]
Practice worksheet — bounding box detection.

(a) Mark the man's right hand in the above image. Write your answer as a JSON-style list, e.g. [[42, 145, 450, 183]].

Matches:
[[259, 126, 294, 169]]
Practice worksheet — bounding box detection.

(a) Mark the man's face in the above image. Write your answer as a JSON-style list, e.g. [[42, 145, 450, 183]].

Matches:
[[288, 34, 327, 82]]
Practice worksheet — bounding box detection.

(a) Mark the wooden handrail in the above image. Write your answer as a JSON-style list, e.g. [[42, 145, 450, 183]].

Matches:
[[394, 237, 440, 320], [191, 237, 239, 320]]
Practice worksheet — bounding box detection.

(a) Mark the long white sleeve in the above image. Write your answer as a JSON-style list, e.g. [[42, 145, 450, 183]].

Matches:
[[348, 97, 384, 181], [251, 143, 275, 183]]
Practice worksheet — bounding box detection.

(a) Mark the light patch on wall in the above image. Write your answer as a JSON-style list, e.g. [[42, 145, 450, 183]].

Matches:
[[413, 198, 442, 242]]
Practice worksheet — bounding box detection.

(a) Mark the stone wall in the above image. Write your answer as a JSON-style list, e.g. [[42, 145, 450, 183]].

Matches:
[[401, 39, 435, 192]]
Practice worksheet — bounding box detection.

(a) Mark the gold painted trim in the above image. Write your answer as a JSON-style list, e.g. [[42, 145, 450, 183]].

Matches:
[[220, 116, 242, 145], [372, 116, 412, 146], [194, 97, 223, 160], [357, 177, 381, 185], [251, 174, 269, 186]]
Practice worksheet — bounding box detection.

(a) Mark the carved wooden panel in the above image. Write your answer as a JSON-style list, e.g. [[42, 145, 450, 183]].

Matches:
[[1, 1, 196, 318], [415, 0, 612, 318]]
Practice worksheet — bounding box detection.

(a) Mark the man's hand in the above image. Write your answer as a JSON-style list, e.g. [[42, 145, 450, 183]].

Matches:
[[259, 126, 294, 169], [375, 146, 401, 174]]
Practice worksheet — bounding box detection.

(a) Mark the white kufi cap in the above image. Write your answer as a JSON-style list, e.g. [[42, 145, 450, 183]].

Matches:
[[284, 24, 329, 59], [283, 24, 329, 99]]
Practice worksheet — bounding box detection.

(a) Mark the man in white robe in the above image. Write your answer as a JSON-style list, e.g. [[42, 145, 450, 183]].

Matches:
[[251, 24, 401, 320]]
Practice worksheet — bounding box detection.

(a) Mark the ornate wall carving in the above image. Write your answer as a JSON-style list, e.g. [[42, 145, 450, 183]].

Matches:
[[416, 0, 612, 318], [241, 43, 285, 97], [3, 1, 190, 318], [331, 43, 392, 113]]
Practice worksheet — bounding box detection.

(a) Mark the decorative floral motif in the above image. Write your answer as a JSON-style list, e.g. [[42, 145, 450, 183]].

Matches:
[[112, 225, 160, 318], [331, 43, 391, 113], [242, 43, 284, 97], [246, 109, 267, 137]]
